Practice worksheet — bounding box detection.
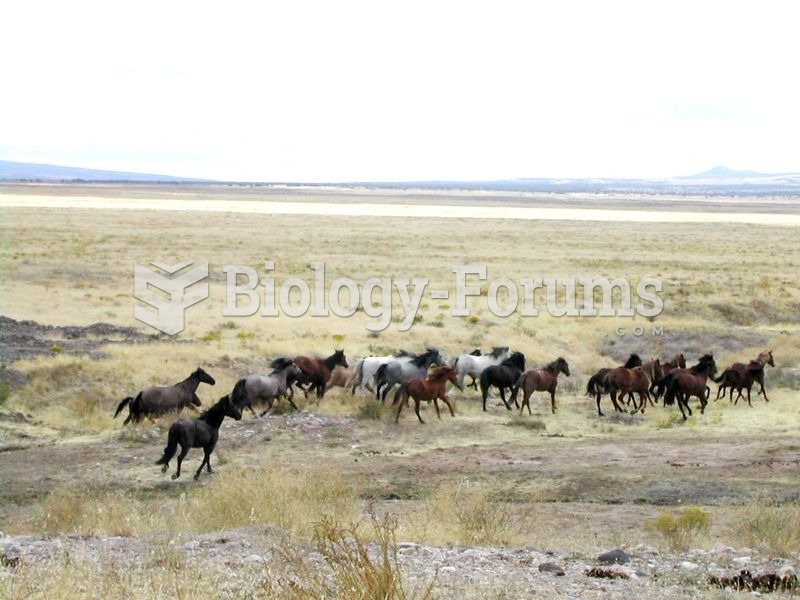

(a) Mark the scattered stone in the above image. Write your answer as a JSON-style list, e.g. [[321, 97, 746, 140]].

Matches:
[[680, 561, 699, 570], [538, 562, 565, 576], [597, 549, 630, 565], [734, 556, 752, 565], [586, 566, 634, 580], [711, 543, 735, 555]]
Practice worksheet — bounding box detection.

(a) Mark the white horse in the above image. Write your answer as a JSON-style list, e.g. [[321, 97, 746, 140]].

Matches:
[[349, 351, 410, 395], [453, 346, 510, 391]]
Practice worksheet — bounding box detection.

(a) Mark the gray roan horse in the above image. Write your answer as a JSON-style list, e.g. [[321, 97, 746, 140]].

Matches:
[[374, 348, 443, 402], [114, 367, 215, 425], [453, 346, 510, 390], [228, 358, 302, 417], [155, 394, 242, 480], [349, 350, 410, 395]]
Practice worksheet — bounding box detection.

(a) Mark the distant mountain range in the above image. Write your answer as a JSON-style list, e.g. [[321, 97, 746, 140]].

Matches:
[[1, 159, 799, 196], [0, 160, 203, 182]]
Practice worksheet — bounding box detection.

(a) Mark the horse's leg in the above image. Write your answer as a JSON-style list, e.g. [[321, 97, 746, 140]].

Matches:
[[381, 383, 393, 404], [746, 385, 752, 407], [441, 394, 455, 417], [596, 392, 604, 417], [172, 444, 189, 480], [499, 387, 511, 410], [195, 450, 210, 480], [760, 382, 769, 402], [609, 389, 623, 413], [287, 392, 299, 411], [678, 397, 688, 420], [482, 385, 489, 412], [433, 398, 441, 419], [414, 399, 425, 424], [550, 389, 556, 414], [395, 392, 406, 423]]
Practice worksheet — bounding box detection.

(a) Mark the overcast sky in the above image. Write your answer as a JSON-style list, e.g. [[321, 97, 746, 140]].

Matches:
[[2, 1, 798, 182]]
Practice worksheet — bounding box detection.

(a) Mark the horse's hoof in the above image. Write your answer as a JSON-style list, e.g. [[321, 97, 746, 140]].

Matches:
[[194, 475, 200, 481], [171, 473, 179, 480], [161, 465, 168, 473]]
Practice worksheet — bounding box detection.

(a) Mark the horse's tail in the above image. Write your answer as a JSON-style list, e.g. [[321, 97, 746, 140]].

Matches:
[[392, 383, 407, 406], [351, 358, 365, 393], [713, 370, 728, 384], [663, 375, 679, 406], [155, 425, 179, 466], [114, 396, 134, 418], [586, 377, 598, 397], [374, 363, 388, 388], [229, 379, 248, 409], [510, 373, 525, 403], [479, 369, 492, 397]]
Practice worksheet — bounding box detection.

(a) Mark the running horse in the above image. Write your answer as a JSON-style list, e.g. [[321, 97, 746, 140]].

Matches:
[[479, 351, 526, 411], [114, 367, 215, 425], [663, 354, 717, 419], [294, 349, 348, 400], [512, 357, 570, 415], [715, 350, 774, 403], [393, 365, 462, 424], [587, 354, 642, 416]]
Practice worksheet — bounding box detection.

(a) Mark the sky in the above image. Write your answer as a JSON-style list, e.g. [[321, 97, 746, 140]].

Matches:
[[1, 1, 798, 182]]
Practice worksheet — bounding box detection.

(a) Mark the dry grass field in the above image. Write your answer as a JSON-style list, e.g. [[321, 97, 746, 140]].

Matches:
[[0, 184, 799, 598]]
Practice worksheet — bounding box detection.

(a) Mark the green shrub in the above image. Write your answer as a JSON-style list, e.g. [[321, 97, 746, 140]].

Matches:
[[646, 506, 711, 550]]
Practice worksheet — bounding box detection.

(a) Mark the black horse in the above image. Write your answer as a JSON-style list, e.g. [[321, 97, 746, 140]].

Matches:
[[155, 395, 242, 480], [114, 367, 215, 425], [479, 351, 525, 411]]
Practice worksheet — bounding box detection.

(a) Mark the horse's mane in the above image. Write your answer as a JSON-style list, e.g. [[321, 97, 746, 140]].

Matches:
[[396, 349, 411, 357], [412, 348, 438, 367], [469, 349, 482, 356], [544, 357, 565, 372], [199, 396, 227, 421], [689, 354, 715, 373], [428, 365, 454, 380], [501, 352, 525, 369], [269, 357, 294, 373], [623, 354, 642, 368]]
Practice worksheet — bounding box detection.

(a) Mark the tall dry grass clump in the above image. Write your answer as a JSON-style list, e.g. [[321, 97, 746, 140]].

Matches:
[[734, 501, 800, 557]]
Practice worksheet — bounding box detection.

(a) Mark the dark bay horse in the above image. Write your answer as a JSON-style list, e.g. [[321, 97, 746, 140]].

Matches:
[[587, 354, 641, 416], [714, 359, 768, 406], [155, 394, 242, 480], [394, 365, 461, 424], [605, 366, 652, 414], [114, 367, 215, 425], [229, 358, 302, 417], [512, 357, 570, 415], [715, 350, 774, 403], [294, 350, 348, 400], [652, 353, 687, 399], [663, 354, 717, 419], [479, 351, 526, 411]]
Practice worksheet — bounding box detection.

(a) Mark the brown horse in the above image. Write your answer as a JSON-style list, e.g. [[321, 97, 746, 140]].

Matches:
[[588, 354, 642, 416], [641, 358, 664, 399], [714, 360, 769, 406], [605, 366, 653, 414], [512, 357, 570, 415], [663, 354, 717, 419], [652, 353, 687, 399], [325, 365, 356, 392], [394, 365, 461, 424], [294, 349, 348, 400], [114, 367, 215, 425], [715, 350, 774, 403]]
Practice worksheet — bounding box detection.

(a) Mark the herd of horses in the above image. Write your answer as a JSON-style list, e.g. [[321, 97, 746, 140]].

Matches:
[[113, 346, 775, 480]]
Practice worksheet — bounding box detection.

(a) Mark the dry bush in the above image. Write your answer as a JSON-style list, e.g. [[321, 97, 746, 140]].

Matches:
[[268, 513, 436, 600], [186, 464, 360, 537], [734, 502, 800, 557]]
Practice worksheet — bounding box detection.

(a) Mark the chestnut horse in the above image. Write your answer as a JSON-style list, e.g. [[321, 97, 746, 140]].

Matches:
[[394, 365, 461, 424], [512, 357, 570, 415], [294, 349, 348, 400], [652, 353, 687, 400], [663, 354, 717, 419]]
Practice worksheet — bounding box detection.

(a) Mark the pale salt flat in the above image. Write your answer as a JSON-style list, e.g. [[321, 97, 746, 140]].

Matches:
[[1, 193, 799, 225]]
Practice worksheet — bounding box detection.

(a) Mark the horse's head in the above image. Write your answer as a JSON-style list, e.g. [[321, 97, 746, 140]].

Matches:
[[270, 356, 294, 372], [558, 357, 571, 377], [491, 346, 510, 359], [503, 351, 526, 371], [427, 347, 444, 365], [286, 364, 303, 384], [430, 365, 461, 389], [761, 350, 775, 367], [652, 358, 664, 380], [676, 353, 687, 369], [223, 395, 242, 421], [624, 354, 642, 368], [191, 395, 202, 407], [194, 368, 216, 386], [334, 349, 348, 368]]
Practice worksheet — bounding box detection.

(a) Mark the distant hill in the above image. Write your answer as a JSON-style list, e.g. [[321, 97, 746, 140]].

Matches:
[[0, 160, 203, 182], [681, 165, 766, 179]]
